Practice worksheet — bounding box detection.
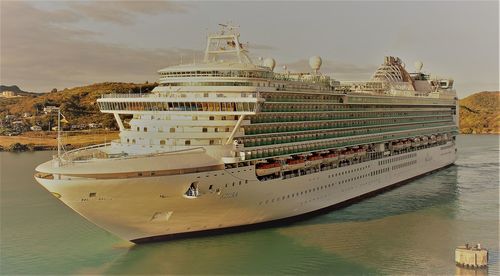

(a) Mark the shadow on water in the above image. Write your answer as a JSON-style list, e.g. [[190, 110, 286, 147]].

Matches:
[[98, 229, 377, 275]]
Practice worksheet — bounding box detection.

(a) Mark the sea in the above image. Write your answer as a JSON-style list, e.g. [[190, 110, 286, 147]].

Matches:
[[1, 135, 498, 275]]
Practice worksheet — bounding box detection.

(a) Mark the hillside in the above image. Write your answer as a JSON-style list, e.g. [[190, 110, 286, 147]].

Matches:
[[0, 82, 157, 130], [459, 91, 499, 134], [0, 84, 39, 96]]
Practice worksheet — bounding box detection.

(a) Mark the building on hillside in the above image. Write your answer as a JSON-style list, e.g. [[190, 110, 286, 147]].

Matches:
[[43, 106, 59, 114], [30, 125, 42, 131]]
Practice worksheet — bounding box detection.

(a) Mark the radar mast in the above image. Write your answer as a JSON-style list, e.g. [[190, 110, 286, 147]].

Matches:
[[203, 23, 252, 64]]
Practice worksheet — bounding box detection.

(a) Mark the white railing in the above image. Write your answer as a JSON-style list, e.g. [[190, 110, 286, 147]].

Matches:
[[101, 92, 261, 99], [58, 144, 206, 164]]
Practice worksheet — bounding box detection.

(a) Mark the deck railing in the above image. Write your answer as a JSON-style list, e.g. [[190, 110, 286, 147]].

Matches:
[[58, 144, 206, 164]]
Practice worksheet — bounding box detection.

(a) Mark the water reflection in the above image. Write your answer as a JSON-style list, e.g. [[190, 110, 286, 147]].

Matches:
[[102, 230, 376, 274]]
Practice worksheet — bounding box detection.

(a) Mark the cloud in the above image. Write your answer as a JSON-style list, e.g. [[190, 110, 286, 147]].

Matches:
[[66, 1, 188, 24], [286, 59, 378, 80], [0, 1, 196, 92]]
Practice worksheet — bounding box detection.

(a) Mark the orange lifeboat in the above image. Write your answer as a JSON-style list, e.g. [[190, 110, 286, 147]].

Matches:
[[256, 162, 281, 176], [282, 158, 306, 171], [306, 155, 323, 166], [344, 149, 355, 159], [323, 152, 338, 163], [356, 148, 367, 157]]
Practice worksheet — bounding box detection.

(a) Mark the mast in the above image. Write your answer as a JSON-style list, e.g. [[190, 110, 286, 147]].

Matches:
[[57, 108, 61, 158], [203, 23, 252, 64]]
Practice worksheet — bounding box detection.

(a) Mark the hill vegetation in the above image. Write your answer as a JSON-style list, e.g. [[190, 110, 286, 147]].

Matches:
[[0, 82, 157, 131], [458, 91, 499, 134]]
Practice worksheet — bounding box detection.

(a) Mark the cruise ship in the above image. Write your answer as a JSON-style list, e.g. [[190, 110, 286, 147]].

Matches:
[[35, 26, 458, 243]]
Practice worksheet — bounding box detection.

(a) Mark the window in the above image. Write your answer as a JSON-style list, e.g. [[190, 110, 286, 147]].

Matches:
[[132, 139, 136, 144], [136, 127, 139, 131], [89, 192, 96, 198], [209, 140, 215, 145], [214, 128, 218, 133], [202, 128, 208, 132], [170, 128, 175, 133], [185, 140, 191, 145], [209, 116, 215, 121], [144, 127, 147, 132], [160, 140, 166, 145]]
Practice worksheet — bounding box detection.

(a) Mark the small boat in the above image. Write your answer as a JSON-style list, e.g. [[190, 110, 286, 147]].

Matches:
[[429, 135, 437, 144], [392, 142, 404, 151], [404, 140, 411, 148], [306, 155, 323, 166], [283, 158, 306, 171], [356, 148, 367, 157], [422, 136, 429, 145], [323, 152, 338, 163], [411, 138, 421, 147], [256, 162, 281, 176], [344, 150, 355, 159]]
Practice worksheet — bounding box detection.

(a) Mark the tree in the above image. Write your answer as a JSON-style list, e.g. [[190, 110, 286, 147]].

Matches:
[[51, 88, 58, 93]]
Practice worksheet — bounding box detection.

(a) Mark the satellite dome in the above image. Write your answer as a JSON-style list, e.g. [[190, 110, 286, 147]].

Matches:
[[263, 58, 276, 71], [414, 61, 423, 73], [309, 56, 322, 72]]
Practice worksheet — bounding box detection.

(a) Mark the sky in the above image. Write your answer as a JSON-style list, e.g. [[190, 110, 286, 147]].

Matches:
[[0, 0, 498, 98]]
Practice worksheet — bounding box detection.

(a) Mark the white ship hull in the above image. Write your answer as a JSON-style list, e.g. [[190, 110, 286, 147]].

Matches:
[[36, 142, 456, 242]]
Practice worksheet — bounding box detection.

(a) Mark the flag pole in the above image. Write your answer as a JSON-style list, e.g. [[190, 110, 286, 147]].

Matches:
[[57, 108, 61, 158]]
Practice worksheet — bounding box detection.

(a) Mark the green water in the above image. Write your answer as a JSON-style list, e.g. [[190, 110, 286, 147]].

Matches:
[[1, 135, 498, 275]]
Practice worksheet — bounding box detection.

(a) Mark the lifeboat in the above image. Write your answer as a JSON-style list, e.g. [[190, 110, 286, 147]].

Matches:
[[412, 138, 421, 147], [422, 136, 429, 145], [429, 135, 437, 144], [344, 149, 355, 159], [356, 148, 367, 157], [282, 158, 306, 171], [255, 162, 281, 176], [404, 140, 411, 148], [306, 155, 323, 166], [392, 141, 404, 151], [323, 152, 339, 163]]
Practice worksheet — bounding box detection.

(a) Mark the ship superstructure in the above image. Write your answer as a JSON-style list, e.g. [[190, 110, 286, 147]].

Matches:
[[35, 26, 458, 242]]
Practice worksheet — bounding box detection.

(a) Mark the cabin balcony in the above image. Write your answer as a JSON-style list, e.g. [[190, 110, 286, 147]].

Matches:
[[238, 128, 456, 161]]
